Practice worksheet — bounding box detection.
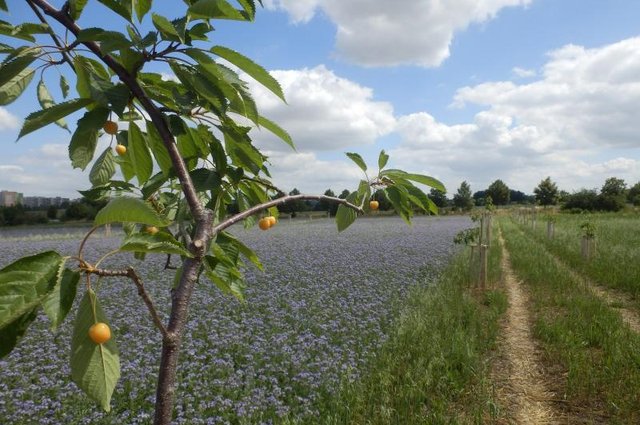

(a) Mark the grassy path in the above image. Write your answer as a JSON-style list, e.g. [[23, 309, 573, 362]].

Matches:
[[494, 232, 558, 424]]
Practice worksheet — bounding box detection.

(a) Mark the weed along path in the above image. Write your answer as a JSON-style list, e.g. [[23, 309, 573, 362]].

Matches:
[[495, 232, 558, 424]]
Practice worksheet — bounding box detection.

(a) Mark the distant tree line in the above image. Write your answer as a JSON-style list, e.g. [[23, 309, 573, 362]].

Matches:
[[0, 198, 108, 227]]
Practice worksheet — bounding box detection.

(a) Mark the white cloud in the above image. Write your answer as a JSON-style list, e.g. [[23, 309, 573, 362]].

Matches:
[[265, 150, 363, 193], [249, 65, 395, 151], [512, 67, 536, 78], [0, 107, 20, 131], [264, 0, 532, 67], [394, 37, 640, 193]]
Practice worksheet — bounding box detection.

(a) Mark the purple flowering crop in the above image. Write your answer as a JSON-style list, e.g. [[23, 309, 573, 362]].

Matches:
[[0, 216, 469, 424]]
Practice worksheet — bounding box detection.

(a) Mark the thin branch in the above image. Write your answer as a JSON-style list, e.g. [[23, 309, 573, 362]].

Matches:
[[26, 0, 75, 71], [88, 266, 168, 339], [212, 194, 363, 235]]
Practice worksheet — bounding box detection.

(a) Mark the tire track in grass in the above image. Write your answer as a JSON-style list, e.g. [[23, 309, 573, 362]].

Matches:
[[545, 251, 640, 334], [494, 231, 559, 424]]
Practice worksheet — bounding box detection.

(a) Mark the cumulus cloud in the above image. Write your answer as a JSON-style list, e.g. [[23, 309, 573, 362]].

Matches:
[[249, 65, 395, 151], [0, 107, 20, 131], [264, 0, 532, 67], [265, 150, 364, 193], [394, 37, 640, 192], [512, 67, 536, 78]]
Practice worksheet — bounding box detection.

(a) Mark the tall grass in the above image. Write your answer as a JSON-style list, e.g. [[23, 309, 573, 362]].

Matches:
[[501, 218, 640, 422], [518, 212, 640, 299], [318, 224, 507, 424]]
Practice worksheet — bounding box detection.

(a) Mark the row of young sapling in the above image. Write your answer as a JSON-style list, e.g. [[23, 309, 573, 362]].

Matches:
[[454, 211, 493, 288], [514, 207, 596, 260]]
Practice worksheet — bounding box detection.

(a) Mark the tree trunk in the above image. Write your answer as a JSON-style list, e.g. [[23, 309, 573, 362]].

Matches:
[[153, 217, 211, 425]]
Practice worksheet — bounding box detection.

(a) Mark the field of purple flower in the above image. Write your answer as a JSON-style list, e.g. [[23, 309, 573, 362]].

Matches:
[[0, 216, 469, 424]]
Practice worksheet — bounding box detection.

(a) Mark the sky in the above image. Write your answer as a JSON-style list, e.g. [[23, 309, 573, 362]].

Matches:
[[1, 0, 640, 198]]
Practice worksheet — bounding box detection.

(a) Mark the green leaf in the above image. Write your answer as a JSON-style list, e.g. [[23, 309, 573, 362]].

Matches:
[[128, 122, 153, 185], [0, 308, 37, 358], [42, 268, 80, 331], [203, 257, 246, 301], [0, 21, 35, 41], [217, 232, 263, 271], [120, 232, 193, 257], [211, 45, 285, 102], [0, 251, 64, 356], [0, 67, 34, 105], [382, 169, 445, 192], [189, 0, 249, 21], [69, 107, 109, 170], [386, 185, 412, 224], [19, 98, 92, 140], [152, 13, 182, 42], [90, 147, 116, 187], [37, 80, 70, 132], [76, 28, 131, 53], [71, 289, 120, 412], [336, 192, 359, 232], [60, 75, 70, 99], [346, 152, 367, 173], [146, 120, 172, 176], [378, 150, 389, 170], [74, 56, 111, 105], [134, 0, 152, 21], [97, 0, 132, 22], [69, 0, 89, 20], [0, 0, 7, 12], [94, 197, 171, 227], [257, 115, 294, 150], [237, 0, 256, 20], [0, 48, 38, 88]]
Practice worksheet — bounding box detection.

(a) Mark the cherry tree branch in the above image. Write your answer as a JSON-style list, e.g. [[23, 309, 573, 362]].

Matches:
[[212, 194, 363, 235], [87, 266, 168, 339]]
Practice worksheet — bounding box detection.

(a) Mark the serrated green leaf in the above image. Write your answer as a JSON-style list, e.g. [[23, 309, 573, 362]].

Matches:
[[60, 75, 70, 99], [0, 20, 35, 41], [0, 0, 7, 12], [0, 49, 38, 88], [257, 115, 294, 149], [128, 122, 153, 185], [336, 192, 359, 232], [90, 147, 116, 187], [37, 80, 70, 132], [0, 67, 34, 105], [189, 0, 248, 21], [97, 0, 132, 22], [0, 308, 37, 358], [120, 232, 192, 257], [346, 152, 367, 173], [237, 0, 256, 20], [152, 13, 181, 41], [386, 185, 412, 224], [71, 289, 120, 412], [134, 0, 152, 21], [146, 120, 172, 176], [203, 256, 245, 301], [382, 169, 445, 192], [94, 197, 171, 227], [211, 45, 285, 102], [42, 268, 79, 331], [19, 98, 92, 140], [0, 251, 64, 357], [69, 0, 89, 20], [77, 28, 131, 53], [69, 107, 109, 170], [217, 232, 263, 270], [378, 150, 389, 170]]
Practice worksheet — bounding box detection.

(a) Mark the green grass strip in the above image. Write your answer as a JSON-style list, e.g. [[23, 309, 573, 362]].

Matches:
[[316, 234, 507, 424], [501, 218, 640, 423]]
